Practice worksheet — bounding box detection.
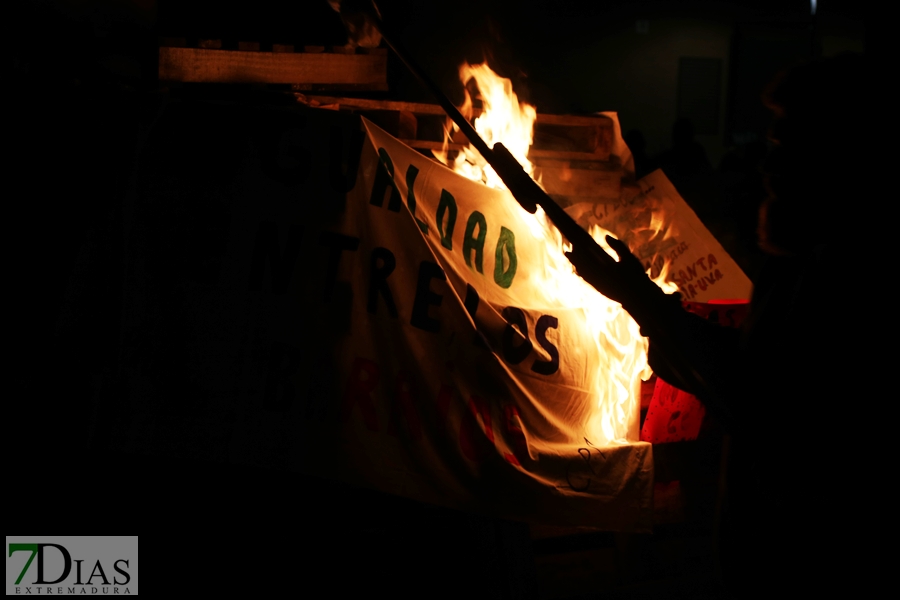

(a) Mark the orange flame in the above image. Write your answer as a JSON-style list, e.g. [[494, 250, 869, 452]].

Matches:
[[436, 63, 678, 444], [450, 63, 537, 188]]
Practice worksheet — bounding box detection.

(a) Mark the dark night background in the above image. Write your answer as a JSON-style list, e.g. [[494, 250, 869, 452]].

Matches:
[[10, 1, 865, 597]]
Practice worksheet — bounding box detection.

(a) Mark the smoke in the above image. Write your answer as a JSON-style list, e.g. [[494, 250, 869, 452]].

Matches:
[[328, 0, 383, 49]]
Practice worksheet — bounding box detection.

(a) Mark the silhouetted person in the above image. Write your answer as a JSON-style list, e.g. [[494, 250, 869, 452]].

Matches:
[[568, 52, 867, 597]]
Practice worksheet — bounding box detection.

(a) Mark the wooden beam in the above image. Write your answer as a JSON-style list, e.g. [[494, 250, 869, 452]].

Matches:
[[307, 95, 450, 116], [401, 139, 610, 162], [306, 95, 613, 127], [158, 47, 387, 89]]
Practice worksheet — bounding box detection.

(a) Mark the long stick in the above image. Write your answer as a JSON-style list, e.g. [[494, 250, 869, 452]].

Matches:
[[359, 5, 735, 430], [373, 15, 618, 259]]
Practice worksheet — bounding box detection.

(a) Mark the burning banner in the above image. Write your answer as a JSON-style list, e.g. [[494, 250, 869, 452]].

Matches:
[[232, 114, 657, 530], [114, 65, 748, 532]]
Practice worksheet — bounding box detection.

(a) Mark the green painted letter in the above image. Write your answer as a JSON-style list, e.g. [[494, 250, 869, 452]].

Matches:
[[436, 189, 458, 250], [463, 211, 487, 273], [494, 227, 517, 289]]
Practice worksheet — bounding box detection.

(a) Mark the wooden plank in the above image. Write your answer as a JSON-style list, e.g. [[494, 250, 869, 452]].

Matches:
[[308, 95, 477, 119], [401, 139, 614, 163], [307, 95, 450, 116], [306, 96, 616, 157], [158, 47, 387, 89], [307, 95, 613, 127], [302, 96, 617, 160]]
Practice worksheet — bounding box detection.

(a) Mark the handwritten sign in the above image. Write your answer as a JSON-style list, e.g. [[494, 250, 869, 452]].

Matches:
[[561, 169, 752, 303]]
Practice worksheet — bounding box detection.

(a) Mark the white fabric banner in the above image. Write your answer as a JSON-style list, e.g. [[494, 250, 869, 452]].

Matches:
[[226, 115, 653, 530], [118, 104, 745, 531]]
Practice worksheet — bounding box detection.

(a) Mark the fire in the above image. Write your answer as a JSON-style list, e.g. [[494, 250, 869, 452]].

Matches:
[[437, 63, 538, 188], [435, 63, 676, 444]]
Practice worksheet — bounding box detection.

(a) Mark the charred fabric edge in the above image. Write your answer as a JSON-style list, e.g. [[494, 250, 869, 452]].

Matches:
[[348, 2, 736, 431]]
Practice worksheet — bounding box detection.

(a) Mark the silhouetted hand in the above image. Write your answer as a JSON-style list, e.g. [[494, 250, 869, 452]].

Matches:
[[566, 235, 675, 330]]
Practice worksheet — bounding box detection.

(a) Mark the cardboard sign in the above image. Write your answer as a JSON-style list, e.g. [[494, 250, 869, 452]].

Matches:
[[562, 170, 753, 303]]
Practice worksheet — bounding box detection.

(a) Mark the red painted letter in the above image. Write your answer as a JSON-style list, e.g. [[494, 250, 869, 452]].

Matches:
[[502, 405, 529, 466], [459, 395, 494, 462]]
